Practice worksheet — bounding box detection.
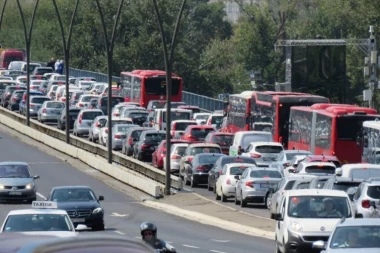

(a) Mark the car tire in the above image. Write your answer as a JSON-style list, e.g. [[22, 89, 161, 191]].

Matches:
[[265, 193, 272, 209], [221, 189, 227, 202], [190, 177, 197, 188], [207, 182, 212, 191], [215, 190, 221, 201], [240, 192, 247, 207], [234, 192, 240, 205]]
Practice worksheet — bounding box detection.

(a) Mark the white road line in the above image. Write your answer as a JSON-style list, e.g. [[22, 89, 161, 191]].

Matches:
[[210, 239, 230, 243], [182, 244, 199, 249], [36, 192, 46, 199], [238, 210, 272, 220], [191, 193, 236, 211], [210, 250, 227, 253], [114, 231, 126, 235]]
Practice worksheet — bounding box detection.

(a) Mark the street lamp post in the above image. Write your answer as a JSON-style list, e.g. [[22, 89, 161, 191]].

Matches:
[[0, 0, 8, 32], [152, 0, 187, 195], [16, 0, 40, 127], [95, 0, 124, 164], [52, 0, 80, 144]]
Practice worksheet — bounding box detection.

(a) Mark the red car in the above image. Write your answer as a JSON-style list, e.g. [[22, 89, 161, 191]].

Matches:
[[180, 125, 215, 143], [301, 155, 341, 168], [204, 132, 234, 155], [152, 139, 188, 169]]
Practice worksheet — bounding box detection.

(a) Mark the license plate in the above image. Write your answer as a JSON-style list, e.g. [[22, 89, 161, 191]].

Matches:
[[9, 191, 22, 195], [71, 218, 85, 223], [87, 122, 91, 126]]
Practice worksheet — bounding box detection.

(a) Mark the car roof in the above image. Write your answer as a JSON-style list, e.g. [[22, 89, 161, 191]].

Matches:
[[328, 177, 364, 183], [286, 189, 349, 197], [284, 150, 311, 154], [194, 153, 225, 157], [302, 162, 336, 167], [224, 163, 255, 168], [52, 186, 92, 190], [171, 120, 196, 124], [305, 155, 339, 161], [143, 130, 166, 134], [249, 142, 283, 147], [188, 143, 220, 148], [337, 218, 380, 227], [7, 209, 68, 215]]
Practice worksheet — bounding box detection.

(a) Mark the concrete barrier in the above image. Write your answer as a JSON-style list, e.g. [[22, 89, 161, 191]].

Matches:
[[0, 107, 179, 197]]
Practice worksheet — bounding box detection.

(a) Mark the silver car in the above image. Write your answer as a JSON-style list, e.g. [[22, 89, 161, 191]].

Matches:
[[27, 96, 51, 117], [76, 94, 99, 109], [110, 124, 139, 150], [0, 162, 40, 203], [37, 101, 65, 123], [312, 218, 380, 252], [163, 143, 189, 175], [88, 115, 107, 142], [73, 109, 104, 136], [235, 167, 282, 208]]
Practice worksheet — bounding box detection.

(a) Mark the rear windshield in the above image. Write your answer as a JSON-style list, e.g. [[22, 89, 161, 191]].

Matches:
[[173, 146, 187, 156], [230, 166, 248, 175], [150, 101, 165, 109], [101, 97, 124, 107], [295, 182, 310, 189], [47, 102, 64, 108], [111, 120, 132, 127], [211, 135, 233, 145], [333, 182, 361, 192], [0, 83, 14, 90], [163, 111, 191, 122], [199, 155, 223, 164], [191, 128, 214, 138], [305, 165, 336, 174], [250, 170, 282, 178], [31, 97, 50, 104], [69, 110, 81, 116], [82, 96, 97, 102], [242, 134, 273, 148], [145, 133, 166, 142], [350, 169, 380, 179], [82, 111, 103, 120], [195, 114, 209, 120], [211, 115, 223, 124], [220, 157, 256, 167], [129, 112, 149, 119], [13, 91, 24, 98], [175, 122, 197, 131], [131, 130, 144, 139], [117, 126, 133, 132], [367, 186, 380, 199], [255, 145, 283, 154], [190, 147, 221, 155]]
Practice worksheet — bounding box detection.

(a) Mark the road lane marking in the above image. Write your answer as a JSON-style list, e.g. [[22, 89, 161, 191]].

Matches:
[[110, 212, 129, 217], [238, 210, 271, 220], [210, 250, 226, 253], [114, 231, 125, 235], [36, 192, 46, 199], [182, 244, 199, 249], [210, 239, 230, 243], [28, 162, 66, 164]]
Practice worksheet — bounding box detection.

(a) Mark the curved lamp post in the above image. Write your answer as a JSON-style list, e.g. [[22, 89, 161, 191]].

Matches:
[[95, 0, 125, 164], [152, 0, 187, 195], [16, 0, 40, 127], [52, 0, 80, 144], [0, 0, 8, 31]]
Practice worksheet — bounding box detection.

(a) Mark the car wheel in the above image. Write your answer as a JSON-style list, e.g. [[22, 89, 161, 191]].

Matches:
[[215, 190, 221, 201], [240, 192, 247, 207], [190, 177, 197, 188], [207, 181, 212, 191], [234, 191, 240, 205], [275, 239, 281, 253], [266, 193, 272, 209]]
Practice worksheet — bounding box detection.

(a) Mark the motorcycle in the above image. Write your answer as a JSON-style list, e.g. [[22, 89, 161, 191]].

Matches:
[[368, 201, 380, 218]]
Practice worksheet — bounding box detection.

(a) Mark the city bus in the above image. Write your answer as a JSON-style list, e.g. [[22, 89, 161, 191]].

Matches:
[[359, 120, 380, 164], [288, 104, 380, 164], [222, 92, 253, 133], [271, 94, 329, 148], [119, 70, 183, 108]]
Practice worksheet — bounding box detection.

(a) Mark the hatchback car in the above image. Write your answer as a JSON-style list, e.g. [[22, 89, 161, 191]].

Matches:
[[109, 124, 139, 150], [133, 130, 166, 162], [241, 142, 284, 166], [88, 115, 108, 143], [25, 96, 51, 117], [73, 109, 104, 136], [0, 162, 40, 203], [152, 139, 187, 169], [163, 143, 189, 175], [122, 127, 152, 156], [353, 178, 380, 218], [204, 132, 234, 155], [180, 125, 216, 143], [57, 108, 81, 130], [37, 101, 65, 123]]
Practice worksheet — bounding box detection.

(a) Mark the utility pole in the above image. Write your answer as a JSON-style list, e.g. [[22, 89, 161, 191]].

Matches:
[[368, 26, 377, 109]]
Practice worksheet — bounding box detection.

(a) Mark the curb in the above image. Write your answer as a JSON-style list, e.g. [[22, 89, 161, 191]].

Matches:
[[142, 200, 275, 240]]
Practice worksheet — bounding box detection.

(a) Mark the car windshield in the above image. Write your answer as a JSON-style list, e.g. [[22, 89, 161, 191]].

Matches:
[[195, 115, 209, 120], [229, 166, 248, 175], [190, 128, 214, 138], [288, 196, 351, 218], [250, 170, 282, 178], [47, 102, 64, 109], [3, 214, 73, 232], [129, 112, 148, 119], [220, 157, 256, 167], [163, 111, 191, 122], [305, 165, 336, 174], [242, 134, 273, 149], [82, 111, 103, 120], [350, 169, 380, 179], [191, 147, 221, 155], [82, 96, 97, 102], [0, 165, 31, 178], [199, 155, 223, 164], [332, 182, 361, 192], [175, 122, 197, 131], [116, 125, 135, 133], [211, 135, 233, 145], [51, 189, 96, 202], [330, 226, 380, 248]]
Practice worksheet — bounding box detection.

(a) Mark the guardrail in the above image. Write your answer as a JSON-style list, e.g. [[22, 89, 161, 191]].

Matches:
[[0, 107, 182, 193]]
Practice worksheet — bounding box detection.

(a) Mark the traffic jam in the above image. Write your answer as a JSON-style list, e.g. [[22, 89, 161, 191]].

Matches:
[[0, 64, 380, 252]]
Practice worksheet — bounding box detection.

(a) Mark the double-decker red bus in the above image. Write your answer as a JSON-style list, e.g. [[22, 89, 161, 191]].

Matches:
[[288, 104, 380, 163], [120, 70, 183, 108], [270, 94, 329, 148]]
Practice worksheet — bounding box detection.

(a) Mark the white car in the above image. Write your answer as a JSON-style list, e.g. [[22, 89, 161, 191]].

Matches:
[[241, 142, 283, 166], [98, 117, 133, 146], [0, 201, 87, 237], [296, 161, 336, 175], [215, 163, 253, 201], [193, 113, 211, 125]]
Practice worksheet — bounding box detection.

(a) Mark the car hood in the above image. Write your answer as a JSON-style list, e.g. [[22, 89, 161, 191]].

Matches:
[[328, 249, 380, 253], [289, 218, 341, 233], [56, 201, 100, 210], [19, 231, 77, 237], [0, 178, 34, 186]]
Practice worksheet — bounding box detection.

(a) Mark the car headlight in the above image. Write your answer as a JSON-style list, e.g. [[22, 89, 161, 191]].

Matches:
[[289, 221, 303, 232], [92, 207, 103, 214], [0, 185, 4, 190], [25, 182, 35, 190]]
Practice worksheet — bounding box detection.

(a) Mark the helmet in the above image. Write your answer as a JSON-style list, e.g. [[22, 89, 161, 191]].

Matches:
[[140, 222, 157, 237]]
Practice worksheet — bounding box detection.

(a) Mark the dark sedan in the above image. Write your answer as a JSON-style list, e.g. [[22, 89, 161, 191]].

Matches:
[[133, 130, 166, 162], [57, 108, 81, 130], [46, 186, 105, 231]]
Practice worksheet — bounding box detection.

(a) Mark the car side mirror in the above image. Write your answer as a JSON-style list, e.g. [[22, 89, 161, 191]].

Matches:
[[234, 175, 241, 180], [33, 175, 40, 179], [273, 213, 283, 221], [283, 162, 290, 167], [287, 168, 295, 173], [312, 240, 326, 250], [355, 213, 363, 218], [98, 196, 104, 201], [335, 168, 342, 176], [75, 224, 88, 231]]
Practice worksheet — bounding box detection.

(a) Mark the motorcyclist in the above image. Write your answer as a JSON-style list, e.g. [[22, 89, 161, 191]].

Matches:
[[140, 222, 176, 252]]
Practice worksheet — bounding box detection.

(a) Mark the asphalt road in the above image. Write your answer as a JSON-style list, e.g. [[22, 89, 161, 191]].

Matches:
[[0, 126, 275, 253]]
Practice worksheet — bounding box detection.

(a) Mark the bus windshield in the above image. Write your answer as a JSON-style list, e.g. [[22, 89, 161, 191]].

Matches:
[[145, 78, 180, 95]]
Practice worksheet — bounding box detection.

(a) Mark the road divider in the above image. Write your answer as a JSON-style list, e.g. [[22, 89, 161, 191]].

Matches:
[[0, 107, 182, 197]]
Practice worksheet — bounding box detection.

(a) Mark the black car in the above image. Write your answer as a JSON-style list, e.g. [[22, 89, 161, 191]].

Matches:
[[133, 130, 166, 162], [207, 156, 257, 191], [46, 186, 105, 231], [57, 108, 81, 130], [122, 127, 152, 156], [184, 153, 226, 188], [124, 110, 149, 126]]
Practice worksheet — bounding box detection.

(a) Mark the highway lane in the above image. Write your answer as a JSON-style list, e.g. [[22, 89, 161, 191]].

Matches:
[[0, 126, 275, 253]]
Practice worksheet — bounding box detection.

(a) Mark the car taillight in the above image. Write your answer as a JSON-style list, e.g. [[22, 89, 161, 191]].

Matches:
[[245, 181, 254, 188], [12, 97, 16, 102], [42, 108, 47, 113], [250, 153, 262, 158], [79, 103, 84, 107], [141, 143, 149, 149], [226, 178, 231, 185], [171, 154, 181, 159], [362, 200, 371, 208], [196, 165, 207, 171], [78, 114, 83, 124], [187, 157, 193, 163], [128, 137, 133, 145], [115, 134, 121, 139], [105, 128, 108, 133], [95, 121, 100, 127], [30, 103, 36, 107]]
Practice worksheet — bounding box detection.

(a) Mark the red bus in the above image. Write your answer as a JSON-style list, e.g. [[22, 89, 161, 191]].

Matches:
[[222, 92, 253, 133], [271, 94, 329, 148], [288, 104, 380, 164], [119, 70, 183, 108]]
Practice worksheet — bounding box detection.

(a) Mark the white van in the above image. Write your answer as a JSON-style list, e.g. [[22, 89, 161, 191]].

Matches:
[[274, 189, 356, 253], [229, 131, 273, 156], [153, 108, 192, 131], [335, 163, 380, 179]]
